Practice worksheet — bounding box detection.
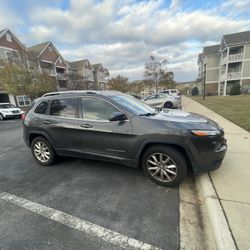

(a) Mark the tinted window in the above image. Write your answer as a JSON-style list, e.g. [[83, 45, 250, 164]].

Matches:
[[171, 90, 177, 93], [34, 101, 48, 114], [50, 98, 77, 118], [82, 98, 119, 121]]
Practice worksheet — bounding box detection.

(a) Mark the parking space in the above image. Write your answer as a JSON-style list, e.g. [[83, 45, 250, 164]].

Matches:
[[0, 120, 180, 250]]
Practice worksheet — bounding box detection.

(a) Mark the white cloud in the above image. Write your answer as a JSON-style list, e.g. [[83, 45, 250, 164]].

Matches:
[[2, 0, 250, 82]]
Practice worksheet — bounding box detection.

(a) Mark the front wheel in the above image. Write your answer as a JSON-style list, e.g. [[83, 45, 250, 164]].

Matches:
[[141, 146, 187, 187], [31, 137, 56, 166], [163, 101, 173, 108], [0, 113, 4, 121]]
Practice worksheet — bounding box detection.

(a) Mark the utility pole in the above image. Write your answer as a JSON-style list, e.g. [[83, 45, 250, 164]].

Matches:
[[203, 59, 207, 100]]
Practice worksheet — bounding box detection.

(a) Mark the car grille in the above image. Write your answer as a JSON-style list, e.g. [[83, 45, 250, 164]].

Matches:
[[11, 110, 19, 114]]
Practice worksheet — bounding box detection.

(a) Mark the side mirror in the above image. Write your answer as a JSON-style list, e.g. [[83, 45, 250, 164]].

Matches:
[[109, 112, 127, 122]]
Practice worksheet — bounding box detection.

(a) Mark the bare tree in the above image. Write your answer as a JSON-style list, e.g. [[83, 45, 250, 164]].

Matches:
[[144, 56, 167, 93]]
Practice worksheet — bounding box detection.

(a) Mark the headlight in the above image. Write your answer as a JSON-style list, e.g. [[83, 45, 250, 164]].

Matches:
[[191, 130, 221, 136]]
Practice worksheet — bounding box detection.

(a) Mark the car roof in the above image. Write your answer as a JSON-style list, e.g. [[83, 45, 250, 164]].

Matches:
[[0, 103, 11, 104]]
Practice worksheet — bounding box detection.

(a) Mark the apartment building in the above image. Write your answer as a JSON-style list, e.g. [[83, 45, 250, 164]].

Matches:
[[67, 59, 94, 90], [0, 28, 111, 107], [92, 63, 109, 90], [197, 30, 250, 95], [0, 28, 31, 107], [28, 41, 69, 91]]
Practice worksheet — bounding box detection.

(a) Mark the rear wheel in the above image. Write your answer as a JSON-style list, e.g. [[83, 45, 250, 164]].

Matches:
[[0, 113, 4, 121], [31, 137, 55, 166], [163, 101, 173, 108], [142, 145, 187, 187]]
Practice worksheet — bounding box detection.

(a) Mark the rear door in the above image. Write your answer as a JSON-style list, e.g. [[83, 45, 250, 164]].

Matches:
[[38, 97, 81, 152], [78, 96, 134, 159]]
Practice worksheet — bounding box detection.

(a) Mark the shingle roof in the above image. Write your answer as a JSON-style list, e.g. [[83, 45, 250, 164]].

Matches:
[[0, 28, 8, 37], [92, 63, 104, 72], [203, 44, 220, 55], [68, 59, 89, 69], [223, 30, 250, 45], [28, 41, 50, 56]]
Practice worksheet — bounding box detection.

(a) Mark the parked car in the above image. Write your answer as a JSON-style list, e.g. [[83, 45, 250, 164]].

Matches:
[[160, 89, 181, 97], [23, 91, 227, 187], [0, 103, 24, 120], [143, 93, 181, 109]]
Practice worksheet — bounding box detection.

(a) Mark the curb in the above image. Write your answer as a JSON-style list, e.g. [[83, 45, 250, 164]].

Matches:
[[195, 173, 236, 250]]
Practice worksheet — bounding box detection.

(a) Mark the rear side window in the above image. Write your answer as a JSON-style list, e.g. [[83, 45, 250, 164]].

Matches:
[[34, 101, 48, 114], [50, 98, 77, 118]]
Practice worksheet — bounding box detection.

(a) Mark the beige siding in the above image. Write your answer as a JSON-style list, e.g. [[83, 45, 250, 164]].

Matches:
[[206, 68, 219, 82], [244, 43, 250, 59], [207, 55, 220, 68], [242, 61, 250, 78], [206, 82, 218, 95]]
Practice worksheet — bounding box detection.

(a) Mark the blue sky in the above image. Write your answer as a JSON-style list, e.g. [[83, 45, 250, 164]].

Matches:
[[1, 0, 250, 82]]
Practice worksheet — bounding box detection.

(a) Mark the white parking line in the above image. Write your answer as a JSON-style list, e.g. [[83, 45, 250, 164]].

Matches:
[[0, 152, 9, 159], [0, 191, 160, 250]]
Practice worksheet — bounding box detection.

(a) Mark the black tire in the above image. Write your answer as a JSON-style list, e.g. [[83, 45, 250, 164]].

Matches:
[[141, 145, 187, 187], [163, 101, 173, 108], [31, 136, 56, 166], [0, 113, 4, 121]]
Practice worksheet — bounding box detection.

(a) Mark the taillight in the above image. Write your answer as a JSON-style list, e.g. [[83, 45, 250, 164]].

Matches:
[[21, 113, 26, 120]]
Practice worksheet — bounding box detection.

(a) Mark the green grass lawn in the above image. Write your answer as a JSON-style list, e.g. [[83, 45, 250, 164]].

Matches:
[[191, 95, 250, 132]]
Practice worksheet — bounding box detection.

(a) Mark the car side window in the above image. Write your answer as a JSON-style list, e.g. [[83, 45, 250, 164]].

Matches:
[[82, 98, 119, 121], [159, 94, 166, 98], [50, 98, 77, 118], [34, 101, 48, 114]]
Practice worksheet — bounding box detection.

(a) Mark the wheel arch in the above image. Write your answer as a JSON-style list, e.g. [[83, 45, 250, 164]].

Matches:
[[29, 131, 53, 148], [137, 141, 194, 172]]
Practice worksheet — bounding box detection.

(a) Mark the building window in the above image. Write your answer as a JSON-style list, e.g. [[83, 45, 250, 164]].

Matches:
[[16, 95, 31, 107], [6, 33, 12, 42], [48, 46, 53, 52], [59, 57, 62, 63]]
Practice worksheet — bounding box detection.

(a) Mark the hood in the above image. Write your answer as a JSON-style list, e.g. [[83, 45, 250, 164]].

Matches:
[[151, 109, 220, 130]]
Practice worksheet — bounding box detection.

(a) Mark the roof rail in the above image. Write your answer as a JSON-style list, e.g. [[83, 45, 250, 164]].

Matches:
[[42, 90, 98, 97]]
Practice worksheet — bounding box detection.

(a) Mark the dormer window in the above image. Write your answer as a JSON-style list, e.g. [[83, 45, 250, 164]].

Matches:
[[48, 46, 53, 52], [6, 33, 12, 42], [59, 57, 62, 63]]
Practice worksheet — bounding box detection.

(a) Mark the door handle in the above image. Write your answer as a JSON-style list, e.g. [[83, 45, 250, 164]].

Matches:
[[43, 120, 52, 124], [81, 124, 93, 128]]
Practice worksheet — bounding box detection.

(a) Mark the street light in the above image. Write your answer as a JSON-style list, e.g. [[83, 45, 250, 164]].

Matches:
[[203, 57, 207, 100]]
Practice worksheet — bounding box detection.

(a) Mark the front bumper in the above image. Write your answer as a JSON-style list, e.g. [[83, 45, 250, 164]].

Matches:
[[188, 134, 227, 173]]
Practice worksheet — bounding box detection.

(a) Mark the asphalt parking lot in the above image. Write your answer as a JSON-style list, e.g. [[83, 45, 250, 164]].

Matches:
[[0, 119, 180, 250]]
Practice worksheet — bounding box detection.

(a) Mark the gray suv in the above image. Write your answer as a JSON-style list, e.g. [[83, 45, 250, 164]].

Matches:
[[23, 91, 227, 187]]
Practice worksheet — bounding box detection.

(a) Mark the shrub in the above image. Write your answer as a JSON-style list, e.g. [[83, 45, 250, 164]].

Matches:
[[191, 86, 199, 96], [230, 83, 241, 95]]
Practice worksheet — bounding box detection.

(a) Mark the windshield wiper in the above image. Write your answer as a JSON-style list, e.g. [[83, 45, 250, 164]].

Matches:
[[139, 112, 157, 116]]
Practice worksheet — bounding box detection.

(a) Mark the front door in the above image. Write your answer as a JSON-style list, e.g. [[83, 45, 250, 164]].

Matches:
[[79, 97, 134, 160]]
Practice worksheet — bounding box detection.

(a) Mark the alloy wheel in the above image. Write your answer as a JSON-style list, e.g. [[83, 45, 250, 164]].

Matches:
[[33, 141, 51, 163], [146, 153, 177, 182]]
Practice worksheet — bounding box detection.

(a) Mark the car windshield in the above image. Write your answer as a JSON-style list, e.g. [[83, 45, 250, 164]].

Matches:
[[0, 104, 16, 109], [171, 90, 177, 93], [110, 94, 156, 115]]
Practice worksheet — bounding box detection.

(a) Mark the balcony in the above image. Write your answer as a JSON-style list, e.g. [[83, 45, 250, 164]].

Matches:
[[57, 72, 69, 80], [227, 72, 241, 79], [228, 53, 243, 63], [221, 56, 227, 65], [43, 68, 56, 76]]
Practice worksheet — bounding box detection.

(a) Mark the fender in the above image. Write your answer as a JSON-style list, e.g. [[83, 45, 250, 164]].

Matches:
[[135, 139, 195, 166], [28, 131, 54, 148]]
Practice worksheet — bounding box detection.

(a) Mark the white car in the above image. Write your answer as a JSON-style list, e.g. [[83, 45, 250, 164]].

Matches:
[[0, 103, 24, 120], [160, 89, 181, 97], [143, 93, 181, 109]]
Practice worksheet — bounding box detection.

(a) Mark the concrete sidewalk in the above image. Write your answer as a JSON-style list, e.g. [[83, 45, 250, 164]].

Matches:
[[182, 96, 250, 250]]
